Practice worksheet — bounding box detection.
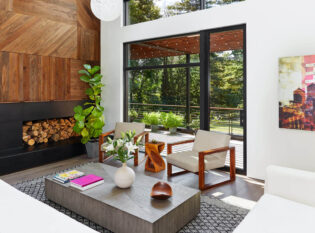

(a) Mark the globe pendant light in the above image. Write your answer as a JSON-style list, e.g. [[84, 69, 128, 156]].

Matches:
[[90, 0, 122, 21]]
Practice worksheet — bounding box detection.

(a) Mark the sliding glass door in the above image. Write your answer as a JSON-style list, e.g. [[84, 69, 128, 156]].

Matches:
[[207, 27, 246, 172], [123, 25, 246, 174]]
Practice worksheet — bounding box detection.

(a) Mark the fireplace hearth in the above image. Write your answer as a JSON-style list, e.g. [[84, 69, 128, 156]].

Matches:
[[0, 101, 86, 175]]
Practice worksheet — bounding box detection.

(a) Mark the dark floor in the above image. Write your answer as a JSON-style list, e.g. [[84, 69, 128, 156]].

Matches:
[[0, 153, 264, 208]]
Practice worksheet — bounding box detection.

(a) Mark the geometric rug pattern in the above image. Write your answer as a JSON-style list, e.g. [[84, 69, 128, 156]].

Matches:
[[13, 164, 248, 233]]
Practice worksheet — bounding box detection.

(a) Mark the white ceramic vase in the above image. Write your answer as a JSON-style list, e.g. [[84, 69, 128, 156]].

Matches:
[[114, 163, 135, 188]]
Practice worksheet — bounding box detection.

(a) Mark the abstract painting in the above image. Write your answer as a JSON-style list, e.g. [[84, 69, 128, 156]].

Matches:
[[279, 55, 315, 131]]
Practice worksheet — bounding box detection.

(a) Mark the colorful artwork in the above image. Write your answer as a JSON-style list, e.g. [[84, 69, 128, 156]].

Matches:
[[279, 55, 315, 131]]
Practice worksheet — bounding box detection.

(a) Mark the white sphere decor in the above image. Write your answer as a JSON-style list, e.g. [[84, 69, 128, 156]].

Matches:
[[114, 163, 135, 188], [90, 0, 122, 22]]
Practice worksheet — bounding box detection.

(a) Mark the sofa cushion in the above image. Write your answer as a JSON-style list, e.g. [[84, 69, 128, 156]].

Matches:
[[166, 150, 227, 173], [233, 194, 315, 233], [0, 180, 97, 233]]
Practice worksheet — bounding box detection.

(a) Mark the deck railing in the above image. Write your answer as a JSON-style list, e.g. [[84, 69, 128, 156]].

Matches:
[[129, 103, 244, 137]]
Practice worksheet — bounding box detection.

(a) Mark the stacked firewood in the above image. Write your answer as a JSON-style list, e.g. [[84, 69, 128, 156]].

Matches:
[[22, 117, 77, 146]]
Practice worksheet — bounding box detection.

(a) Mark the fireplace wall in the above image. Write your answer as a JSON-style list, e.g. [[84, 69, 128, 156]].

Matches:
[[0, 101, 86, 175]]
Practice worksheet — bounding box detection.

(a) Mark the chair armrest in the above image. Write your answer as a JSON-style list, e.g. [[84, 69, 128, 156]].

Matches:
[[167, 139, 195, 154], [99, 130, 115, 147], [265, 165, 315, 207], [99, 130, 115, 139], [199, 146, 234, 157], [134, 131, 149, 143]]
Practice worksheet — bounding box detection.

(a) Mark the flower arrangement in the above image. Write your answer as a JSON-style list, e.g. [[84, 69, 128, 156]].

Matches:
[[102, 130, 142, 163]]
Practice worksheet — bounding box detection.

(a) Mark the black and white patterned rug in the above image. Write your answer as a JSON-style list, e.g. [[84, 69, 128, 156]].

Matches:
[[13, 164, 248, 233]]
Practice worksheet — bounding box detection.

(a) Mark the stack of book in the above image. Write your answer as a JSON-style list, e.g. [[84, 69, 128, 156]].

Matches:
[[70, 174, 104, 191], [53, 170, 84, 184]]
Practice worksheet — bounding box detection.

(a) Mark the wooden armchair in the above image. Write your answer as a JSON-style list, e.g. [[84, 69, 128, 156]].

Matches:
[[167, 130, 235, 191], [99, 122, 149, 166]]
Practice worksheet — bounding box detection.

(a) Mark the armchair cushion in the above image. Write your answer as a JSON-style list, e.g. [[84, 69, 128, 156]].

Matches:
[[167, 150, 227, 173], [193, 130, 230, 163], [113, 122, 145, 139]]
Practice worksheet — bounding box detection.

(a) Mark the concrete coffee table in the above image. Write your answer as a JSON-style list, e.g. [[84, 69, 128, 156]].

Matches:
[[45, 163, 200, 233]]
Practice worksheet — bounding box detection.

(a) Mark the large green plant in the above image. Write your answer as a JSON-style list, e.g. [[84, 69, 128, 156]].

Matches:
[[142, 112, 161, 125], [73, 64, 105, 144], [161, 112, 183, 129]]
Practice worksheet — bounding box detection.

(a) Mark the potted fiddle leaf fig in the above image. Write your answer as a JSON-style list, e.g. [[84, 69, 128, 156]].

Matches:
[[73, 64, 105, 158]]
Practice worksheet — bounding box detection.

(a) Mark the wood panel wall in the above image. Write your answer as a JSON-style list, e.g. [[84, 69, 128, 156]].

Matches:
[[0, 0, 100, 103]]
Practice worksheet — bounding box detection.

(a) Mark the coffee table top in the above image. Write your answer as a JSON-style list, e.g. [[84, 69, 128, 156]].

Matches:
[[46, 163, 200, 223]]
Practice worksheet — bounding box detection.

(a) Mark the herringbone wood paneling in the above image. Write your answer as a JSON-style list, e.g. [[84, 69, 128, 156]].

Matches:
[[13, 0, 77, 25], [0, 0, 100, 103]]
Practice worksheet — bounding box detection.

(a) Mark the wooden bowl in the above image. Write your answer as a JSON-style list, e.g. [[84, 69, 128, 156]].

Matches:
[[151, 182, 172, 200]]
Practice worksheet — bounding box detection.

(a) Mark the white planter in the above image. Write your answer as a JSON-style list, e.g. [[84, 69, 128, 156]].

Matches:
[[114, 163, 135, 188]]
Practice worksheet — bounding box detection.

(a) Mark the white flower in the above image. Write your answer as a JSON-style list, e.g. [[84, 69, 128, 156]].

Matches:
[[116, 139, 124, 148], [102, 143, 114, 152], [125, 142, 138, 154]]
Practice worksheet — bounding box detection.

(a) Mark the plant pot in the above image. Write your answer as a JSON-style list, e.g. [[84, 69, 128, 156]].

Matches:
[[169, 127, 177, 134], [114, 163, 135, 188], [85, 139, 99, 158], [151, 124, 159, 132]]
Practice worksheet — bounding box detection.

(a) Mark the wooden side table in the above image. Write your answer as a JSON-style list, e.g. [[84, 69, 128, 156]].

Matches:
[[145, 141, 165, 173]]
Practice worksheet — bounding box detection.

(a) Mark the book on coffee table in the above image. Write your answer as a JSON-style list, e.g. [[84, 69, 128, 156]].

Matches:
[[53, 170, 84, 183], [70, 174, 104, 191]]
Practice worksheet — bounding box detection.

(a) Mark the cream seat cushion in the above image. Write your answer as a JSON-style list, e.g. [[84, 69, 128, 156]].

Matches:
[[114, 122, 145, 139], [166, 150, 228, 173], [166, 130, 230, 172]]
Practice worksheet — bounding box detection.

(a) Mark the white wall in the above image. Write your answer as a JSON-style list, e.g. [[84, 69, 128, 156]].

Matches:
[[101, 0, 315, 180]]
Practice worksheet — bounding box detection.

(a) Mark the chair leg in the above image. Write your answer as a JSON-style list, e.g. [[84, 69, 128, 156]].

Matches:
[[99, 151, 104, 163], [167, 163, 172, 177], [99, 136, 104, 163], [199, 156, 205, 190], [134, 149, 138, 166], [230, 147, 236, 181]]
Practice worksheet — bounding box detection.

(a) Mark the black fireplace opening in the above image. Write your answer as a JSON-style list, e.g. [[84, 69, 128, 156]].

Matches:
[[0, 101, 86, 175]]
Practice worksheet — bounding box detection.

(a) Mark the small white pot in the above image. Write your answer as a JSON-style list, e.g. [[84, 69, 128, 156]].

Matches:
[[114, 163, 135, 188]]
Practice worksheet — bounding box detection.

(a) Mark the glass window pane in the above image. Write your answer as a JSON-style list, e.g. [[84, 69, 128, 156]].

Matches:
[[126, 0, 201, 25], [209, 29, 244, 137], [127, 68, 188, 126]]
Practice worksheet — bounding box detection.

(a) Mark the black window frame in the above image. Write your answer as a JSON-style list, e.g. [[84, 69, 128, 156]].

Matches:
[[123, 24, 247, 175]]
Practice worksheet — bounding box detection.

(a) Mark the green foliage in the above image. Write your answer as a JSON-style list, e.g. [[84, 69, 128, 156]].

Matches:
[[189, 119, 200, 131], [128, 109, 138, 121], [142, 112, 161, 125], [128, 0, 161, 24], [73, 65, 105, 144], [166, 0, 200, 16], [102, 130, 142, 163], [161, 112, 183, 129]]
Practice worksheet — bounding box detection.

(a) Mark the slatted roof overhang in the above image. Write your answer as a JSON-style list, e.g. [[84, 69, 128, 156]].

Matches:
[[130, 29, 243, 60]]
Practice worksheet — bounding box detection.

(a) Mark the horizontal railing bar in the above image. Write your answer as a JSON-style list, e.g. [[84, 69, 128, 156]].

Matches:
[[125, 62, 201, 70], [129, 102, 242, 111]]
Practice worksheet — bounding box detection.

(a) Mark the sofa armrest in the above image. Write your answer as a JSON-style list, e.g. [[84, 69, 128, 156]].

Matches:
[[265, 165, 315, 207]]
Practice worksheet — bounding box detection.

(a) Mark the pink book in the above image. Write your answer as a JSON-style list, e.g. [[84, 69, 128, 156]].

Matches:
[[70, 174, 104, 187]]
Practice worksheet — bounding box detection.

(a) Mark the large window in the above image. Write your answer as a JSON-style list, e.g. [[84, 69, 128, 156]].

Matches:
[[124, 25, 247, 172], [125, 34, 201, 128], [124, 0, 245, 25]]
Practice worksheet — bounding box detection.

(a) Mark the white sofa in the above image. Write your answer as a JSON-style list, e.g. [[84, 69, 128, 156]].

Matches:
[[234, 165, 315, 233], [0, 179, 97, 233]]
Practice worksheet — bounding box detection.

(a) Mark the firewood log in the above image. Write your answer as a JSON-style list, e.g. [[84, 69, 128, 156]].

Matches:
[[28, 139, 35, 146]]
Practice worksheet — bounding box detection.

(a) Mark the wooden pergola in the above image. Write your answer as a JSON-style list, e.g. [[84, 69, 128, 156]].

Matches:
[[130, 29, 243, 60]]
